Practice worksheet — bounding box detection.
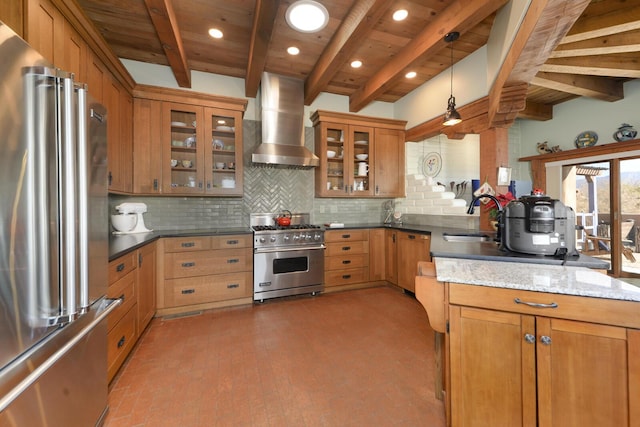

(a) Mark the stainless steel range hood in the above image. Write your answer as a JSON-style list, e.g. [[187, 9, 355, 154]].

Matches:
[[252, 72, 319, 168]]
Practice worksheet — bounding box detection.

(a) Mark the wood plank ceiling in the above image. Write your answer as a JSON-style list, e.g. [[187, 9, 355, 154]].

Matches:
[[77, 0, 639, 134]]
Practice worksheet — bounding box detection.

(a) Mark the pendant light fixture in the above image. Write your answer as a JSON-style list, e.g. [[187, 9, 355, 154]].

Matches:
[[443, 31, 462, 126]]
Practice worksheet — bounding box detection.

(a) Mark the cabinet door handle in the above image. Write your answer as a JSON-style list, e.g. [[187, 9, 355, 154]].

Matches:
[[342, 274, 351, 279], [514, 298, 558, 309], [181, 242, 195, 247], [207, 181, 211, 189], [375, 185, 379, 194], [524, 333, 535, 344], [540, 335, 552, 345], [227, 283, 239, 289], [153, 178, 158, 191], [117, 336, 126, 349], [138, 253, 143, 266], [342, 260, 351, 264], [116, 263, 125, 272], [227, 258, 239, 264], [342, 246, 351, 251], [118, 293, 125, 303], [226, 240, 239, 245], [181, 262, 195, 267], [198, 181, 203, 188], [181, 289, 195, 294]]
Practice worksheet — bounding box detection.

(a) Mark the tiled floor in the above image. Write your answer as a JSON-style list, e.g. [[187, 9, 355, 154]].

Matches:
[[104, 286, 446, 427]]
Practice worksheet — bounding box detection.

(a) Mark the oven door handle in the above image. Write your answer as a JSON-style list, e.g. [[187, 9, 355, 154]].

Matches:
[[254, 244, 325, 254]]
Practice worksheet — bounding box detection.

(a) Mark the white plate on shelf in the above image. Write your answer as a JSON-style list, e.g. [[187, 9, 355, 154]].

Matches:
[[327, 137, 336, 141], [354, 140, 368, 145], [216, 125, 233, 132], [171, 121, 186, 127]]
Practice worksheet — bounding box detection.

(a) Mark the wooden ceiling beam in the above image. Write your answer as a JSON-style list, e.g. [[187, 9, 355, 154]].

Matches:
[[348, 0, 509, 112], [531, 71, 624, 101], [540, 55, 640, 78], [304, 0, 395, 105], [245, 0, 280, 98], [517, 100, 553, 121], [488, 0, 590, 128], [551, 29, 640, 58], [143, 0, 191, 87], [561, 5, 640, 44]]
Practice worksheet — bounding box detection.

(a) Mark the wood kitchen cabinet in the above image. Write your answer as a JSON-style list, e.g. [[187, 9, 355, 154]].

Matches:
[[156, 234, 253, 316], [385, 229, 398, 284], [324, 229, 370, 289], [311, 110, 406, 198], [137, 241, 156, 334], [397, 231, 430, 292], [446, 283, 640, 427], [368, 228, 386, 281], [132, 85, 247, 196]]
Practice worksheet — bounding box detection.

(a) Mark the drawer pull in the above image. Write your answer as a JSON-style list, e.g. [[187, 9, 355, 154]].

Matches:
[[181, 289, 195, 294], [226, 239, 239, 245], [227, 283, 240, 289], [117, 336, 125, 349], [342, 260, 351, 264], [181, 242, 196, 247], [227, 258, 239, 264], [342, 274, 351, 279], [342, 246, 351, 251], [341, 234, 351, 239], [408, 235, 416, 240], [116, 263, 125, 272], [181, 262, 195, 268], [514, 298, 558, 309]]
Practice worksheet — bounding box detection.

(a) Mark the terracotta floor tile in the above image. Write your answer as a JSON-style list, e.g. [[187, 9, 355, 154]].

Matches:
[[104, 286, 445, 426]]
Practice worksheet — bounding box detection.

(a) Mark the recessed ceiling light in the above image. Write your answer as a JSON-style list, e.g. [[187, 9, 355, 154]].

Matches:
[[286, 0, 329, 33], [208, 28, 223, 39], [405, 71, 417, 78], [393, 9, 408, 21], [287, 46, 300, 55], [351, 60, 362, 68]]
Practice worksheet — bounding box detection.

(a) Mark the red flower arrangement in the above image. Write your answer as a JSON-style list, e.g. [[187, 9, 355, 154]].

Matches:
[[484, 191, 515, 220]]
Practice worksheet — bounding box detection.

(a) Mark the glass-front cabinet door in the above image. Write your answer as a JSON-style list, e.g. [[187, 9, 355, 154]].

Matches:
[[204, 107, 243, 196], [163, 103, 204, 194], [315, 122, 373, 196]]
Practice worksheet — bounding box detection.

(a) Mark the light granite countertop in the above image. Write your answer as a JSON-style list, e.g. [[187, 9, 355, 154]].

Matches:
[[434, 257, 640, 302]]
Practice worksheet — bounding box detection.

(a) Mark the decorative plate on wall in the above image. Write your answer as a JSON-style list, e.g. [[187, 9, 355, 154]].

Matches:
[[575, 131, 598, 148], [422, 152, 442, 177]]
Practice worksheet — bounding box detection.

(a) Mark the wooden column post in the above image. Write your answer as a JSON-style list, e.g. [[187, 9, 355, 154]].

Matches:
[[479, 128, 510, 230]]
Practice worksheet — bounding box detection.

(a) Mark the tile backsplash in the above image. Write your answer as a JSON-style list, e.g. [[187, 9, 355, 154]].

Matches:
[[110, 120, 388, 230]]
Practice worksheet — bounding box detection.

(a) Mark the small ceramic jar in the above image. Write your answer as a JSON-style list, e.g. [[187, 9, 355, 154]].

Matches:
[[613, 123, 637, 142]]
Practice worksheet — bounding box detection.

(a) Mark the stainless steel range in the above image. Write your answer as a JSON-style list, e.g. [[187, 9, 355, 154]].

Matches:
[[251, 213, 325, 302]]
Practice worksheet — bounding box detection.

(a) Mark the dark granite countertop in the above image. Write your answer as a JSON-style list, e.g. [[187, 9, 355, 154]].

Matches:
[[109, 222, 609, 270]]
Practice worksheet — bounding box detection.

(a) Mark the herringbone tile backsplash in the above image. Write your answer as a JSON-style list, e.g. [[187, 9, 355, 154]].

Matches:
[[110, 121, 389, 230]]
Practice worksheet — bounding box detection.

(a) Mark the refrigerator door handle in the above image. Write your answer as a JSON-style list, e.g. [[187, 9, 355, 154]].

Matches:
[[0, 298, 121, 413], [76, 83, 89, 311]]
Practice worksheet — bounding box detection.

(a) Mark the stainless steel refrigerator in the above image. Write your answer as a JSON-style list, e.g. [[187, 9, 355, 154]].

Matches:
[[0, 21, 120, 426]]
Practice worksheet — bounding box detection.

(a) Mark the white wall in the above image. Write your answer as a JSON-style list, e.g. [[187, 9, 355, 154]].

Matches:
[[518, 79, 640, 158]]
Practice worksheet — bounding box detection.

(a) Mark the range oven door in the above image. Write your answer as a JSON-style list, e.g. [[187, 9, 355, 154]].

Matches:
[[253, 246, 324, 301]]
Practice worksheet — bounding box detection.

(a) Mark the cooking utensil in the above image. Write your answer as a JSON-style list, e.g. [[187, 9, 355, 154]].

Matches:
[[276, 210, 292, 226]]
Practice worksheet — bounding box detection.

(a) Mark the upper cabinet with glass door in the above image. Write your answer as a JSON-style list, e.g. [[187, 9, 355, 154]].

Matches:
[[164, 103, 204, 195], [312, 110, 406, 198], [205, 107, 243, 196]]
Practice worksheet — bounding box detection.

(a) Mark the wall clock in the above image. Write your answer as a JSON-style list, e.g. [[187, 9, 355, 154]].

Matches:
[[422, 152, 442, 177]]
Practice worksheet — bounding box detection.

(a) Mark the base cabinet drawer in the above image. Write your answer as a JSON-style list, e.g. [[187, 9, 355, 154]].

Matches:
[[325, 253, 368, 270], [165, 272, 252, 307], [325, 241, 369, 257], [106, 270, 136, 331], [107, 305, 137, 382], [164, 248, 251, 278], [325, 267, 369, 286]]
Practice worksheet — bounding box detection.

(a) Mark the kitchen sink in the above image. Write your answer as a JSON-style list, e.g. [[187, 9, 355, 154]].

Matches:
[[442, 232, 493, 242]]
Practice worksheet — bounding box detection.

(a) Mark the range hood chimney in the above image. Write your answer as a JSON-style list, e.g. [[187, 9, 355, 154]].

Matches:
[[252, 72, 319, 168]]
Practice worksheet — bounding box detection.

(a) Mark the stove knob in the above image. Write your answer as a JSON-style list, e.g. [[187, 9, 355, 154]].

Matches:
[[259, 237, 266, 243], [293, 234, 300, 241], [314, 233, 321, 241], [305, 234, 312, 241], [283, 235, 290, 241], [270, 236, 277, 243]]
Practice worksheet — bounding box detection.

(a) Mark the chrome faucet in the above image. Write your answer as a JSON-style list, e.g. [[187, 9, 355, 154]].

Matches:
[[467, 193, 504, 242]]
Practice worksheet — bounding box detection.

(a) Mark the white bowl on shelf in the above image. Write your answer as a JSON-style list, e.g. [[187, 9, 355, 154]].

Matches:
[[355, 154, 368, 160], [327, 150, 336, 158]]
